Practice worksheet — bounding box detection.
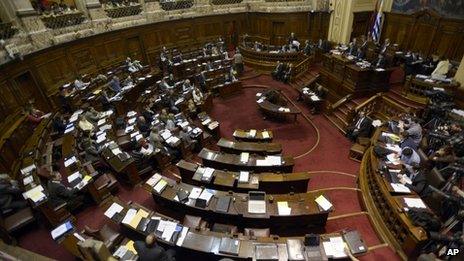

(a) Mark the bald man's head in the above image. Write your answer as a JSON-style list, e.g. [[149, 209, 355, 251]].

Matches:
[[145, 234, 156, 247]]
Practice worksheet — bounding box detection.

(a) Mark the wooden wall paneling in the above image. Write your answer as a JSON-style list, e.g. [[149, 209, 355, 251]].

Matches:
[[12, 71, 52, 111], [351, 11, 372, 40], [272, 21, 286, 45], [125, 36, 145, 62], [69, 46, 98, 75], [0, 80, 21, 117]]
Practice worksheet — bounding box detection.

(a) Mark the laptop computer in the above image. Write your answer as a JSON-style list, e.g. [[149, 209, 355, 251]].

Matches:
[[248, 191, 266, 214]]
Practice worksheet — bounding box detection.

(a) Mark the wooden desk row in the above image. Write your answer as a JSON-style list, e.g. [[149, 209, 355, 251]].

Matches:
[[176, 160, 310, 194], [198, 148, 294, 173], [257, 97, 301, 122], [102, 196, 342, 261], [216, 137, 282, 155], [146, 174, 328, 230], [358, 128, 429, 260], [233, 129, 274, 143], [403, 75, 460, 105]]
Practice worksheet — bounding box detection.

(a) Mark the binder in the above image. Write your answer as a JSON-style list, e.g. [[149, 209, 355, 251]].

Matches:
[[343, 230, 367, 255], [219, 237, 240, 256], [215, 196, 231, 213]]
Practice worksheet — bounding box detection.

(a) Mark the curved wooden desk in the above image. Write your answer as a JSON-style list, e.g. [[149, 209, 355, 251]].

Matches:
[[238, 45, 303, 72], [256, 91, 301, 122], [233, 129, 273, 142], [149, 177, 328, 230], [176, 160, 309, 194], [359, 128, 429, 260], [198, 148, 294, 173], [216, 138, 282, 155], [102, 197, 340, 261]]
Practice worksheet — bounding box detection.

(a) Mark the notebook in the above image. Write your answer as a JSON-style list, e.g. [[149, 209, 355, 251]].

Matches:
[[255, 244, 278, 261], [216, 196, 232, 213], [219, 237, 240, 256]]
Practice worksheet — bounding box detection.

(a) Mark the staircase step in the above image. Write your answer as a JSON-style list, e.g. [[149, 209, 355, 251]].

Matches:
[[324, 113, 347, 135], [333, 111, 349, 127], [339, 106, 350, 116]]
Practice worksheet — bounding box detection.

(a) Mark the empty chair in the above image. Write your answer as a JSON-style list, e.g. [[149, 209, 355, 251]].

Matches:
[[84, 224, 123, 251], [182, 215, 208, 230], [211, 223, 237, 234], [244, 228, 270, 238]]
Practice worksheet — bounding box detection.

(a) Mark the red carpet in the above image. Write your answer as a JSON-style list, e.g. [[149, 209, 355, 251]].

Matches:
[[15, 67, 401, 260]]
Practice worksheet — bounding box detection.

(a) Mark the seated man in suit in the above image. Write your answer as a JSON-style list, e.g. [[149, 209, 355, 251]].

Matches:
[[0, 174, 28, 212], [182, 79, 193, 93], [374, 53, 386, 69], [346, 38, 358, 56], [167, 74, 176, 87], [192, 87, 204, 105], [271, 61, 284, 80], [308, 84, 326, 114], [134, 234, 176, 261], [398, 165, 431, 198], [47, 166, 84, 210], [52, 114, 66, 133], [303, 40, 312, 55], [74, 76, 90, 91], [109, 76, 121, 93], [84, 107, 100, 124], [402, 118, 422, 149], [346, 110, 372, 142], [282, 63, 293, 83], [400, 147, 421, 174], [137, 116, 150, 137], [195, 70, 207, 91], [81, 132, 101, 163], [159, 78, 173, 91]]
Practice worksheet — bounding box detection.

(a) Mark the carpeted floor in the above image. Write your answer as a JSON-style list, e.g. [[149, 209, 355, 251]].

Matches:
[[16, 68, 401, 260]]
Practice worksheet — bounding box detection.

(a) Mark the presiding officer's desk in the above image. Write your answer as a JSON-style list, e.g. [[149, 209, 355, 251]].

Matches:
[[148, 175, 328, 231], [198, 148, 295, 173], [216, 138, 282, 155], [102, 197, 341, 261], [359, 128, 429, 259], [176, 160, 310, 194], [233, 129, 273, 143]]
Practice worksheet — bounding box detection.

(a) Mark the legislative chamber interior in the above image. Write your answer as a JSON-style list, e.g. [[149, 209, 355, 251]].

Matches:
[[1, 0, 464, 260]]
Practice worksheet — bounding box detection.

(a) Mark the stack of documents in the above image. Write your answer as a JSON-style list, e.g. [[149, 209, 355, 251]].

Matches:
[[323, 236, 347, 258], [262, 131, 270, 139], [146, 174, 162, 188], [201, 168, 215, 181], [153, 179, 168, 194], [104, 202, 124, 219], [64, 156, 77, 167], [249, 129, 257, 137], [404, 198, 427, 209], [391, 183, 411, 193], [386, 153, 401, 165], [238, 171, 250, 183], [23, 185, 47, 203], [277, 201, 291, 216], [51, 221, 73, 240], [315, 195, 333, 211], [240, 152, 250, 163]]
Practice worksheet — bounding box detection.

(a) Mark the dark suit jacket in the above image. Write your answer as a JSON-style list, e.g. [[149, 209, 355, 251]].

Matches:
[[134, 241, 174, 261], [405, 172, 430, 197], [47, 180, 78, 207], [375, 57, 386, 68], [0, 182, 22, 209], [350, 116, 373, 138]]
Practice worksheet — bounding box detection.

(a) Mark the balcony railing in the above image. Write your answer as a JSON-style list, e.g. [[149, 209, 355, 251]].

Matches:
[[160, 0, 194, 11], [210, 0, 243, 5], [0, 22, 18, 40], [40, 11, 86, 29], [105, 4, 143, 18]]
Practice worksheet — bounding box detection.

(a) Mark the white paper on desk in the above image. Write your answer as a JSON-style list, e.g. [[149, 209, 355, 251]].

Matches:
[[198, 189, 214, 205], [248, 129, 257, 138], [21, 164, 36, 175], [277, 201, 292, 216], [146, 173, 162, 187], [97, 119, 106, 126], [262, 131, 269, 139], [140, 144, 154, 155], [176, 227, 190, 246], [127, 111, 137, 117], [22, 185, 46, 202], [315, 195, 332, 211], [69, 114, 78, 123], [96, 134, 107, 144], [266, 155, 282, 165], [64, 156, 77, 167], [202, 167, 214, 180], [386, 153, 401, 165], [64, 126, 75, 134], [166, 136, 180, 145], [121, 209, 137, 225], [240, 152, 250, 163], [104, 202, 124, 218], [128, 117, 136, 125], [401, 174, 412, 185], [113, 246, 128, 258], [256, 92, 262, 97], [404, 198, 427, 209], [161, 221, 178, 241], [189, 187, 203, 199], [323, 236, 347, 258], [239, 171, 250, 183], [130, 131, 140, 138], [391, 183, 411, 193], [161, 131, 172, 140], [256, 159, 268, 166], [386, 144, 401, 153], [257, 98, 264, 104], [179, 121, 189, 128], [153, 179, 168, 194], [372, 119, 382, 127], [100, 124, 112, 131], [156, 220, 169, 232], [310, 95, 320, 101], [125, 125, 134, 134], [23, 176, 34, 186], [202, 118, 212, 126], [111, 148, 122, 155], [67, 172, 82, 183]]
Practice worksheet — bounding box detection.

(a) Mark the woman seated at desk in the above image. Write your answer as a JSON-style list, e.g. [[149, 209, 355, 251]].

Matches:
[[25, 103, 46, 128]]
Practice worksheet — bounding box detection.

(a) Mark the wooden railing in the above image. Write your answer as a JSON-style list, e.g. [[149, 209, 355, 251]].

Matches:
[[0, 22, 18, 40], [351, 93, 411, 124], [41, 12, 86, 29], [105, 4, 143, 18], [159, 0, 194, 11], [291, 55, 312, 80], [359, 134, 428, 260], [403, 75, 460, 105], [211, 0, 243, 4], [327, 94, 352, 114]]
